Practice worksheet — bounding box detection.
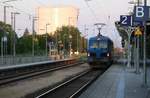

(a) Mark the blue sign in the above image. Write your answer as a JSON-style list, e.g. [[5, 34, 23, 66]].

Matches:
[[133, 6, 150, 21], [120, 15, 132, 26], [133, 21, 143, 26]]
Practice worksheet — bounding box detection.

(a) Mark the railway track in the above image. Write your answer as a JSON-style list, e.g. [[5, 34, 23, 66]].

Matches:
[[0, 61, 83, 86], [35, 69, 104, 98]]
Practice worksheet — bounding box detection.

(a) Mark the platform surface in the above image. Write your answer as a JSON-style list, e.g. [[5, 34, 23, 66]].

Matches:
[[78, 64, 150, 98]]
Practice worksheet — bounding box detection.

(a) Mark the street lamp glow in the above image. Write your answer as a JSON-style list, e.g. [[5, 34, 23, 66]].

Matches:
[[69, 35, 72, 39], [75, 51, 79, 55]]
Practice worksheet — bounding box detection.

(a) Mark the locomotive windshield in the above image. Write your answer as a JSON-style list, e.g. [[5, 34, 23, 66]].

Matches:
[[98, 41, 107, 48], [90, 42, 98, 48], [90, 40, 107, 49]]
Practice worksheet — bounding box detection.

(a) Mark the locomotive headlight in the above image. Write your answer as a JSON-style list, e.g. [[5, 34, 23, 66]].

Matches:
[[107, 53, 110, 57], [88, 53, 90, 56]]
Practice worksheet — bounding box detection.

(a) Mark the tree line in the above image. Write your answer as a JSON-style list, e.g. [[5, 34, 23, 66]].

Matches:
[[0, 21, 87, 56]]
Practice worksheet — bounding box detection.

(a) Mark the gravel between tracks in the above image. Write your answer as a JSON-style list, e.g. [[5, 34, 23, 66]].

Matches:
[[0, 63, 89, 98]]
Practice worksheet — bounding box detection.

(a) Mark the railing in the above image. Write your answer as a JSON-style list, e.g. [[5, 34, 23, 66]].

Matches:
[[0, 54, 76, 66]]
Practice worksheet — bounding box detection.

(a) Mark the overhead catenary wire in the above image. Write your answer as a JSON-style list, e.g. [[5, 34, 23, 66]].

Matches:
[[36, 0, 46, 6], [84, 0, 99, 23], [0, 0, 47, 19], [94, 0, 109, 19], [0, 2, 34, 19], [84, 0, 110, 35]]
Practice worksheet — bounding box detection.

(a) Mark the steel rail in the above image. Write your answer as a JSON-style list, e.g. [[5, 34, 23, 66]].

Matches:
[[0, 62, 83, 86], [36, 69, 103, 98]]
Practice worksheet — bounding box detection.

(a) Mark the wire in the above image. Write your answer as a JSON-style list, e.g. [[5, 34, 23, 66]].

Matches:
[[2, 0, 22, 3], [84, 0, 98, 22], [0, 2, 34, 18], [0, 0, 47, 18], [36, 0, 46, 6]]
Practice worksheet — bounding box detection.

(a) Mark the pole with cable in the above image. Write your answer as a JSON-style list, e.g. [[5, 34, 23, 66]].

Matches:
[[143, 21, 147, 86], [136, 0, 140, 73], [144, 0, 147, 6], [45, 23, 50, 56], [3, 6, 13, 24], [4, 6, 6, 23], [1, 37, 3, 64], [11, 12, 14, 55], [32, 17, 38, 56], [32, 18, 35, 56], [2, 0, 19, 24], [68, 17, 71, 56], [84, 0, 98, 22], [143, 0, 147, 86], [13, 12, 19, 57]]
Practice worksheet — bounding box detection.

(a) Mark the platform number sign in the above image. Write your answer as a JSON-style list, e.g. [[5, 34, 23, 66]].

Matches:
[[120, 15, 132, 26], [134, 6, 150, 21]]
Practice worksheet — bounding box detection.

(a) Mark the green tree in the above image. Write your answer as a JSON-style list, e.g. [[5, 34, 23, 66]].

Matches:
[[16, 34, 54, 55], [23, 28, 30, 36], [16, 35, 32, 54], [54, 26, 83, 52], [0, 21, 15, 55]]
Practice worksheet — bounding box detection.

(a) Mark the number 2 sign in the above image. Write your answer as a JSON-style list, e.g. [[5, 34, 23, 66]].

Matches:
[[120, 15, 133, 26]]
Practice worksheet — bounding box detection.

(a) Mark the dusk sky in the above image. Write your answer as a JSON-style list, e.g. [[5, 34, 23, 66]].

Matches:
[[0, 0, 149, 47]]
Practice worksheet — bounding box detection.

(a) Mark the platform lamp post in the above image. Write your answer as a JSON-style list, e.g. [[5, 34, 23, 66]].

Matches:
[[129, 0, 148, 86], [3, 36, 7, 64], [12, 12, 20, 57], [3, 0, 21, 23], [128, 0, 142, 73], [76, 32, 79, 55], [144, 0, 147, 6], [69, 35, 72, 57], [10, 12, 14, 56], [84, 25, 88, 52], [3, 6, 13, 24], [1, 37, 3, 65], [63, 34, 67, 58], [32, 17, 38, 57], [3, 0, 19, 58], [143, 0, 147, 86], [1, 36, 7, 64], [45, 23, 50, 56], [58, 40, 62, 56]]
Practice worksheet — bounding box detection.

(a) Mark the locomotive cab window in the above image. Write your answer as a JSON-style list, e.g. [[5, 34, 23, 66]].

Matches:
[[89, 40, 107, 49], [98, 41, 107, 49], [90, 42, 98, 48]]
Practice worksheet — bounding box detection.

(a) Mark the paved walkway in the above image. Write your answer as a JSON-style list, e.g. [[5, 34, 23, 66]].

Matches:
[[78, 64, 150, 98]]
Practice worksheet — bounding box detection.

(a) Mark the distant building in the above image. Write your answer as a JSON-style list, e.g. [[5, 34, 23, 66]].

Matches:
[[36, 6, 79, 35]]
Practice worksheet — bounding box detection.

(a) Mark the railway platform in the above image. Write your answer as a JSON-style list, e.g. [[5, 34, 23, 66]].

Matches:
[[78, 64, 150, 98]]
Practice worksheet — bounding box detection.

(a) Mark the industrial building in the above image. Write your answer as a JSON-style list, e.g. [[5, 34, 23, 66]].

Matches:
[[36, 5, 79, 35]]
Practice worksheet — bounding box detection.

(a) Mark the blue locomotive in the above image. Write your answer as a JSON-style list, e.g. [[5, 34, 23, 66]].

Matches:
[[87, 33, 114, 68]]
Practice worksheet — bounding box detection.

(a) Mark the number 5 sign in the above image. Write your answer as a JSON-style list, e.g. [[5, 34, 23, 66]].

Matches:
[[120, 15, 133, 26]]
